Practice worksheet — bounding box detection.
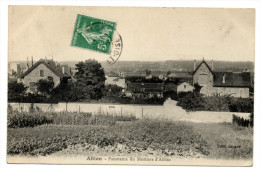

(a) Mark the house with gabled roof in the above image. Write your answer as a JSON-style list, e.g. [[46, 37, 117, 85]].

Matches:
[[177, 82, 194, 93], [193, 59, 251, 98], [18, 59, 71, 93], [105, 71, 126, 88]]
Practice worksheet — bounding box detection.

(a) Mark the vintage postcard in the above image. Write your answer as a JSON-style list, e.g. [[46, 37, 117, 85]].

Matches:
[[7, 6, 255, 166]]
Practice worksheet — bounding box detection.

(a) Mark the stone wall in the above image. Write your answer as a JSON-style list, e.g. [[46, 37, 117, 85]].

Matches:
[[200, 86, 250, 98], [9, 101, 251, 123], [215, 87, 249, 98]]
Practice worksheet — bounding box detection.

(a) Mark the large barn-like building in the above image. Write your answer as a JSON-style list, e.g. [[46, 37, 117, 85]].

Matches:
[[106, 59, 252, 98], [193, 59, 251, 98]]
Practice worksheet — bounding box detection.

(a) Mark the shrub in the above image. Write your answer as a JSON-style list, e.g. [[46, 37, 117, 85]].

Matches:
[[203, 96, 229, 111], [114, 94, 165, 105], [177, 92, 205, 111], [36, 77, 54, 96], [8, 106, 138, 128], [163, 91, 178, 100], [8, 81, 28, 102], [8, 110, 53, 128], [21, 93, 54, 103], [232, 114, 251, 127], [229, 98, 253, 113], [249, 112, 254, 127], [177, 92, 254, 113]]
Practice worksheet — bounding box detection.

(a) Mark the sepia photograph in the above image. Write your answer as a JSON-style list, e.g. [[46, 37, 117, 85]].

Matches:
[[7, 5, 255, 166]]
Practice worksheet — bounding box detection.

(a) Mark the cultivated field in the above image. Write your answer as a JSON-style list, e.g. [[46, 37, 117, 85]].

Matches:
[[7, 107, 253, 161]]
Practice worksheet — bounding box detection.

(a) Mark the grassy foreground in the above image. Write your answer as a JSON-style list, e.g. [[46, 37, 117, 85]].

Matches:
[[7, 119, 253, 159], [190, 123, 253, 159]]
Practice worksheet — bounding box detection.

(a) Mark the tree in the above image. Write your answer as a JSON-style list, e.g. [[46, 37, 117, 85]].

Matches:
[[51, 79, 74, 102], [177, 92, 205, 111], [172, 78, 180, 85], [74, 59, 106, 101], [194, 83, 202, 92], [167, 71, 171, 76], [36, 76, 54, 96], [8, 81, 28, 102], [145, 69, 151, 76], [104, 84, 123, 97]]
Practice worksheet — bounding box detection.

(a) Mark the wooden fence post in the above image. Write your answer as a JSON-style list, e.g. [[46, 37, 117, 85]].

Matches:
[[142, 107, 143, 119], [19, 102, 20, 112]]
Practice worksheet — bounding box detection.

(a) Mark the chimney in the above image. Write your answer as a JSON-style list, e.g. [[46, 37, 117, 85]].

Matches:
[[27, 57, 29, 70], [194, 60, 197, 71], [31, 56, 34, 66], [17, 64, 21, 77], [62, 66, 65, 74], [211, 60, 214, 71], [222, 74, 226, 84], [243, 68, 248, 72]]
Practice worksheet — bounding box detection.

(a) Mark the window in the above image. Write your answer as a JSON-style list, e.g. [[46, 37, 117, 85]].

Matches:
[[222, 74, 226, 84], [40, 70, 44, 77], [29, 82, 36, 92]]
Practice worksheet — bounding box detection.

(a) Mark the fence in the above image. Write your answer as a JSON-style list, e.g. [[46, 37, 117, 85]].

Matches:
[[8, 99, 251, 123]]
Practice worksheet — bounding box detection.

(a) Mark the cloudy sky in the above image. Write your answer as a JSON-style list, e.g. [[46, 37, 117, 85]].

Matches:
[[9, 6, 255, 62]]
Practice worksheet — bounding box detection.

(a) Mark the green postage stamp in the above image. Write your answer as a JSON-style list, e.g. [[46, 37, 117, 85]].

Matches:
[[71, 14, 117, 54]]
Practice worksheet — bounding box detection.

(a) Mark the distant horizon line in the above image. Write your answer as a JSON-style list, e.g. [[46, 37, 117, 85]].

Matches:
[[8, 59, 255, 63]]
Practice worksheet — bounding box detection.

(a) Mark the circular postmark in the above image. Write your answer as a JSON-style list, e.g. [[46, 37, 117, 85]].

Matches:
[[86, 22, 123, 65]]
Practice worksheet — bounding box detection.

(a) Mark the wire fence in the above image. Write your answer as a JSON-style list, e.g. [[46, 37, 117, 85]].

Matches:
[[8, 101, 250, 123]]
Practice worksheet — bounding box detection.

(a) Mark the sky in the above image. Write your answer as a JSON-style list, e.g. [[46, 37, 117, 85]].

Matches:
[[8, 6, 255, 62]]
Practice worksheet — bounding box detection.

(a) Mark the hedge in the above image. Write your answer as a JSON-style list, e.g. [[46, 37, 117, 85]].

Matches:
[[177, 92, 253, 113], [232, 113, 253, 127]]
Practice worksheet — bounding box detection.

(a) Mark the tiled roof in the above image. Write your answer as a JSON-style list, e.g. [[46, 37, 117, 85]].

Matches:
[[213, 72, 251, 87], [165, 83, 177, 91], [108, 71, 119, 77], [113, 77, 120, 81], [169, 72, 193, 78], [127, 83, 164, 93], [150, 71, 167, 77], [124, 72, 146, 77], [19, 59, 71, 79]]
